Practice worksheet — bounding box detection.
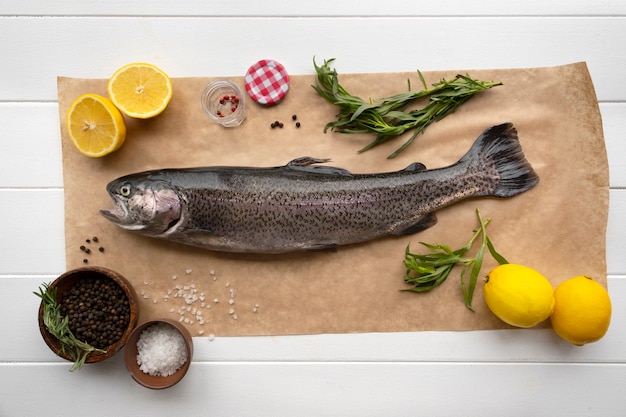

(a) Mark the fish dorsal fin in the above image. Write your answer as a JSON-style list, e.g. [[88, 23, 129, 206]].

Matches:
[[286, 156, 353, 176], [287, 156, 331, 167], [403, 162, 427, 172]]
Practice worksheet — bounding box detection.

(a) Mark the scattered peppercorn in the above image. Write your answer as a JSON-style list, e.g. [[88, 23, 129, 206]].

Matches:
[[292, 114, 297, 121], [99, 247, 105, 253], [83, 259, 88, 264], [92, 237, 99, 243], [80, 245, 86, 252], [296, 122, 301, 128], [86, 239, 91, 244]]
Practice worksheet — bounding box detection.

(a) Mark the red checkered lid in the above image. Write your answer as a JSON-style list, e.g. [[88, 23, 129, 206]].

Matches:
[[244, 59, 290, 105]]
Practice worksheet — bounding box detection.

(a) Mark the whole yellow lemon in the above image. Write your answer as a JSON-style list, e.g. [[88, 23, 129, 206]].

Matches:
[[550, 275, 612, 346], [483, 264, 555, 328]]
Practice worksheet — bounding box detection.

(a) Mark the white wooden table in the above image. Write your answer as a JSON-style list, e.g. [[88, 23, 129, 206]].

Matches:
[[1, 2, 625, 416]]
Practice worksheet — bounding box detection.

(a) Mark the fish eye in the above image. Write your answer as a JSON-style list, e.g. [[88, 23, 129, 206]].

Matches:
[[119, 183, 132, 197]]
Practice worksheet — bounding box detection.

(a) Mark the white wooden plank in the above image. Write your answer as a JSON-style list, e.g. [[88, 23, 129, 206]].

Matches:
[[602, 103, 626, 188], [2, 189, 622, 275], [606, 190, 626, 274], [5, 275, 625, 363], [2, 0, 625, 17], [1, 360, 624, 417], [1, 16, 625, 101], [0, 103, 63, 187], [0, 190, 66, 274]]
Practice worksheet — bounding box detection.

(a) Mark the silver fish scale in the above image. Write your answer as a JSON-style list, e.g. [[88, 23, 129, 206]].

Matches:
[[176, 164, 490, 250]]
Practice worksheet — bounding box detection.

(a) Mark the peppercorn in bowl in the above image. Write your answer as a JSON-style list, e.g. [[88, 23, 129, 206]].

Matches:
[[124, 319, 193, 389], [37, 266, 139, 370]]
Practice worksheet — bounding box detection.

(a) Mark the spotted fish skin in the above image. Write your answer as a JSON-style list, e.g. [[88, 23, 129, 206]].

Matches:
[[100, 123, 538, 253]]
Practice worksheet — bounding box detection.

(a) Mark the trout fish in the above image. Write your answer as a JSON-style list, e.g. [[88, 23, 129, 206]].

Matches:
[[101, 123, 538, 253]]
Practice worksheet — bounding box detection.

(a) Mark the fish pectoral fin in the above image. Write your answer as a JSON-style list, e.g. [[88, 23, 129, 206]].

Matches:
[[286, 156, 353, 176], [391, 213, 438, 236], [164, 230, 227, 249], [403, 162, 427, 172]]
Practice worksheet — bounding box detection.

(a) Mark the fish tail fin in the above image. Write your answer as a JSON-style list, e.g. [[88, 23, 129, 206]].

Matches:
[[463, 123, 539, 197]]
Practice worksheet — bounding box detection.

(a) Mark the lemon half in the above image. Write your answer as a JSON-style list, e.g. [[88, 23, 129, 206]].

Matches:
[[107, 62, 173, 119], [66, 93, 127, 157]]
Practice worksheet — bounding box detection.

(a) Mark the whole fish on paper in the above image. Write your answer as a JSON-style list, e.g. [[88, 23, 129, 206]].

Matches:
[[100, 123, 539, 254]]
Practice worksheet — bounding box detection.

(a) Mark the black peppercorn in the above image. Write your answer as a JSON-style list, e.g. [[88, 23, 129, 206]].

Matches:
[[296, 122, 301, 128], [60, 276, 130, 349]]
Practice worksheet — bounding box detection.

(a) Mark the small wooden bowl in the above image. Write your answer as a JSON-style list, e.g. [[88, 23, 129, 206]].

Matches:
[[124, 319, 193, 389], [37, 266, 139, 365]]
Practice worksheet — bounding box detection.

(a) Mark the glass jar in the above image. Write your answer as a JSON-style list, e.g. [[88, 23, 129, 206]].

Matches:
[[201, 79, 246, 127]]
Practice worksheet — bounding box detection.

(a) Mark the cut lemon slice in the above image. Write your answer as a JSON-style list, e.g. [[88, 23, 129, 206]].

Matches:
[[107, 62, 173, 118], [66, 93, 127, 157]]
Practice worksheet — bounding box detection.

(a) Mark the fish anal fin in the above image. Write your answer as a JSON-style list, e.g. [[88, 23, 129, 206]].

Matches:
[[403, 162, 427, 172], [392, 213, 438, 236]]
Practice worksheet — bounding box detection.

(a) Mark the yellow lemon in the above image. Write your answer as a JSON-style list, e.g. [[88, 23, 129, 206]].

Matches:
[[550, 275, 611, 346], [107, 62, 173, 119], [66, 93, 127, 157], [483, 264, 555, 328]]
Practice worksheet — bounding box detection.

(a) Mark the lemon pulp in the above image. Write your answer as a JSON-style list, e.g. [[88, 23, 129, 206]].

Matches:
[[66, 93, 126, 157], [107, 62, 173, 119]]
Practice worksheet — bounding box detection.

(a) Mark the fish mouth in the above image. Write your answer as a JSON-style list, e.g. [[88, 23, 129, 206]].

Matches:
[[100, 195, 145, 231]]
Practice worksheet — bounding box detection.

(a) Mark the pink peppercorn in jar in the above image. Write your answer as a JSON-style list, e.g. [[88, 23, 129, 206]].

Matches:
[[201, 79, 246, 127]]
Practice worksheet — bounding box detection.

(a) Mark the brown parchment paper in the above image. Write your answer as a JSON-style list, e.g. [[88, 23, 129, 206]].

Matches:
[[57, 62, 608, 336]]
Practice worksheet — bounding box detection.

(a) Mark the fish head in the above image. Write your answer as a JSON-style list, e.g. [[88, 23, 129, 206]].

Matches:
[[100, 176, 182, 236]]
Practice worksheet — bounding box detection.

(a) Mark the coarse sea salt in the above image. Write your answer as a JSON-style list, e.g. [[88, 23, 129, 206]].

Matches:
[[136, 322, 188, 377]]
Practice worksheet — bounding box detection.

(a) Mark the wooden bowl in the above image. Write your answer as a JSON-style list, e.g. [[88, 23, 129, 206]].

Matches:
[[124, 319, 193, 389], [37, 266, 139, 365]]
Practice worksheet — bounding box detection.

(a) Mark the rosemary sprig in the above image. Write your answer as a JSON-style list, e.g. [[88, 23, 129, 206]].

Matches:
[[34, 283, 106, 371], [403, 209, 508, 310], [312, 58, 502, 158]]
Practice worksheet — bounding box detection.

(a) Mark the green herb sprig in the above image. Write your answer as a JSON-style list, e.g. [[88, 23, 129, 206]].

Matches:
[[34, 283, 106, 371], [312, 58, 502, 159], [403, 209, 508, 310]]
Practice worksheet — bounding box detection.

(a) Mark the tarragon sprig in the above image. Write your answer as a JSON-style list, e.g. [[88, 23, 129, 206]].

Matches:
[[403, 209, 508, 310], [312, 57, 502, 158], [34, 283, 106, 371]]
